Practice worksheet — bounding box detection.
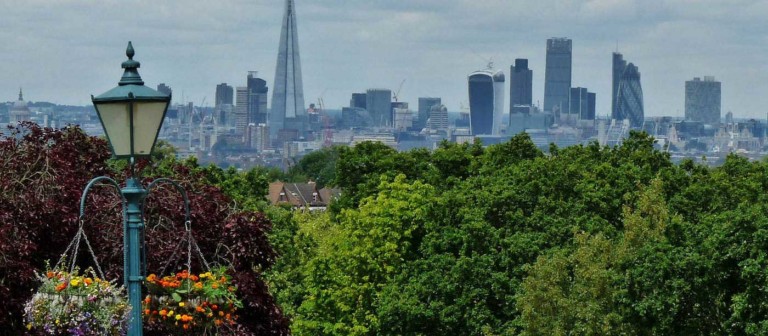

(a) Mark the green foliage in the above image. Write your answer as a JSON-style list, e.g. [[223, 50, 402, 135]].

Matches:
[[264, 132, 768, 335], [286, 146, 341, 187]]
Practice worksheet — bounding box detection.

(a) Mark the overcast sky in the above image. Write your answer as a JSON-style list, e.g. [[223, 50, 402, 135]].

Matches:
[[2, 0, 767, 119]]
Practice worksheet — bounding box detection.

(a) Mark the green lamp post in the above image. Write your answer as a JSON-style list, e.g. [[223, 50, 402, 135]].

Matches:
[[91, 41, 171, 336]]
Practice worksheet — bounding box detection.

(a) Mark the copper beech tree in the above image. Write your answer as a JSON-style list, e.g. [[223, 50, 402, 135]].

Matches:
[[0, 122, 289, 335]]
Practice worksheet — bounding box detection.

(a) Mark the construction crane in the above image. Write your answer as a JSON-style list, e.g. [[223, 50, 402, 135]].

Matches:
[[392, 79, 406, 102], [318, 97, 334, 147]]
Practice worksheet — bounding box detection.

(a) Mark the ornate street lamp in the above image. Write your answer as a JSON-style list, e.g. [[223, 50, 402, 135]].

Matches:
[[90, 41, 171, 336]]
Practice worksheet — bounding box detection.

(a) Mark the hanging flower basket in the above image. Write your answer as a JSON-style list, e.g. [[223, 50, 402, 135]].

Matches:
[[24, 265, 131, 336], [142, 266, 242, 331]]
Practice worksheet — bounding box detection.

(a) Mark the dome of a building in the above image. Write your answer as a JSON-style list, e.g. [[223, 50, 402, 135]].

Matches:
[[9, 88, 31, 124], [11, 89, 29, 111]]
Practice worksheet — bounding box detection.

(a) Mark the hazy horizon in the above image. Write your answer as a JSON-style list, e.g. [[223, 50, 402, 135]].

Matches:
[[1, 0, 766, 119]]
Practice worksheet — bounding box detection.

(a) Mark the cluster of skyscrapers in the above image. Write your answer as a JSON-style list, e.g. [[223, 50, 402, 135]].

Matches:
[[468, 38, 645, 135]]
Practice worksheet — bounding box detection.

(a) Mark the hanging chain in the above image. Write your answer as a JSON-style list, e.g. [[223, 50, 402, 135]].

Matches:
[[53, 218, 107, 280]]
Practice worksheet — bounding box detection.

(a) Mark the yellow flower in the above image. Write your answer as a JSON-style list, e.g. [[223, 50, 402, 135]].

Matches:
[[168, 310, 174, 317], [70, 279, 81, 287], [175, 314, 182, 320], [179, 302, 185, 307]]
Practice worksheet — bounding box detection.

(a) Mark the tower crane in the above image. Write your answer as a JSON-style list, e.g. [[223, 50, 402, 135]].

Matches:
[[392, 79, 406, 102]]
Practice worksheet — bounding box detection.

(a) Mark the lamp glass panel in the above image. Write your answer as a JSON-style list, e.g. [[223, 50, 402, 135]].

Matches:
[[95, 102, 132, 156], [131, 101, 168, 156]]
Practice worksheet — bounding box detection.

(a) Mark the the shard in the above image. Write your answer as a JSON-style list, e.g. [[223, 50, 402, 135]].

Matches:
[[270, 0, 306, 139]]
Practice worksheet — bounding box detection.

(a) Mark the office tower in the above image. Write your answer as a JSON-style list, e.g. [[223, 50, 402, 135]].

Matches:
[[611, 53, 627, 119], [510, 59, 533, 114], [615, 63, 644, 128], [543, 38, 572, 116], [215, 83, 234, 106], [235, 87, 248, 134], [417, 97, 441, 130], [350, 93, 367, 109], [428, 104, 449, 131], [247, 123, 270, 151], [157, 83, 172, 98], [271, 0, 306, 138], [685, 76, 721, 124], [468, 69, 505, 135], [366, 89, 392, 127], [568, 87, 596, 121], [247, 72, 269, 124]]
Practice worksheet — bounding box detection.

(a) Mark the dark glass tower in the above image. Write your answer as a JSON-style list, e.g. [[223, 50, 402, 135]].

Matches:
[[247, 72, 269, 124], [468, 69, 505, 135], [366, 89, 392, 127], [215, 83, 234, 106], [611, 52, 627, 119], [543, 38, 572, 116], [568, 87, 596, 121], [510, 59, 533, 114], [616, 63, 644, 128], [271, 0, 306, 138]]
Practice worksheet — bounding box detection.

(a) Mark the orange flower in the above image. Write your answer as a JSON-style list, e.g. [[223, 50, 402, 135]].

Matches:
[[196, 306, 205, 313], [194, 282, 203, 290], [144, 296, 151, 304], [46, 271, 54, 279], [144, 309, 150, 315], [189, 275, 199, 282], [211, 283, 218, 289], [159, 309, 168, 317], [84, 278, 93, 286], [55, 283, 67, 292]]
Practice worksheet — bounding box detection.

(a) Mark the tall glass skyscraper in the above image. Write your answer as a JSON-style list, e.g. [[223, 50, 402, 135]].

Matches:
[[468, 69, 505, 135], [611, 52, 627, 119], [366, 89, 392, 127], [271, 0, 306, 139], [247, 72, 269, 125], [616, 63, 644, 128], [543, 38, 572, 116], [510, 59, 532, 114]]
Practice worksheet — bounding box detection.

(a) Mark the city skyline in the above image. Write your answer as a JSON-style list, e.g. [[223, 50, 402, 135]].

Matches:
[[1, 1, 767, 119]]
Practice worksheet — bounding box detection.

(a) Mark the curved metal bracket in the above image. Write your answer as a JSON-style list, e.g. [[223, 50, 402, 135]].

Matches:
[[79, 176, 126, 219], [144, 178, 191, 225]]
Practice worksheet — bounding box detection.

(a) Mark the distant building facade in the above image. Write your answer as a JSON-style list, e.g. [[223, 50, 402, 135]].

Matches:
[[157, 83, 172, 98], [510, 59, 533, 114], [271, 0, 307, 139], [366, 89, 392, 127], [417, 97, 441, 130], [350, 93, 367, 109], [235, 87, 248, 134], [428, 104, 449, 131], [568, 87, 596, 121], [615, 63, 644, 128], [611, 52, 627, 119], [685, 76, 721, 124], [468, 69, 505, 135], [215, 83, 234, 106], [247, 72, 269, 125], [543, 38, 572, 116]]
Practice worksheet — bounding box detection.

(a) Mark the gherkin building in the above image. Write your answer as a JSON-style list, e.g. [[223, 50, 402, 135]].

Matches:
[[615, 63, 644, 128]]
